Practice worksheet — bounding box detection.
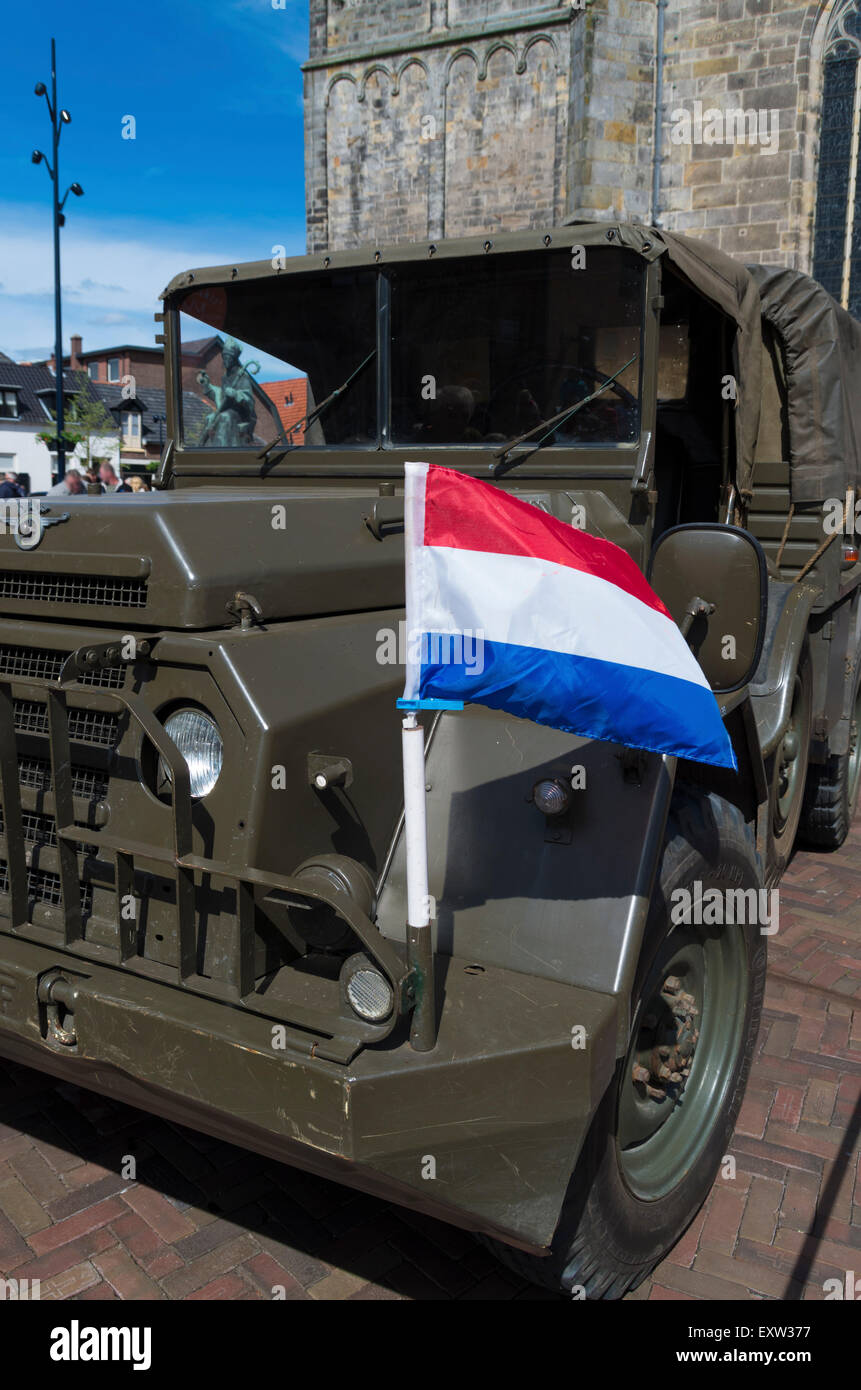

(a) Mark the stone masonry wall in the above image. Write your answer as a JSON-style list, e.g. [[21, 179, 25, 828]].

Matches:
[[305, 0, 846, 278]]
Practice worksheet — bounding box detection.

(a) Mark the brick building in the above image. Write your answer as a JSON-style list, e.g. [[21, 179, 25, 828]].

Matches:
[[304, 0, 861, 312]]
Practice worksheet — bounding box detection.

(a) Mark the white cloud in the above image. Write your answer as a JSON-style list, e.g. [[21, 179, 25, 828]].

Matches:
[[0, 202, 305, 357]]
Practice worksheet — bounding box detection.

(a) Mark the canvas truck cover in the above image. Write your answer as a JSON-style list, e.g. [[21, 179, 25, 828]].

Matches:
[[746, 263, 861, 505]]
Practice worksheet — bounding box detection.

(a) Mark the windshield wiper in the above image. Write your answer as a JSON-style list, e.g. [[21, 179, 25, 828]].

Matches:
[[491, 353, 638, 478], [258, 348, 377, 463]]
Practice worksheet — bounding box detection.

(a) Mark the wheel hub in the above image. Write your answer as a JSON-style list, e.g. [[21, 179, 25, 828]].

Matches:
[[631, 974, 700, 1103]]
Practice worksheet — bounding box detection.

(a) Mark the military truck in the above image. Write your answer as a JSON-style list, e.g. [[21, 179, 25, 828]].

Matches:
[[0, 224, 859, 1299]]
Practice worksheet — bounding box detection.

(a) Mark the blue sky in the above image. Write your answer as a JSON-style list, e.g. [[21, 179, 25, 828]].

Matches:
[[0, 0, 309, 361]]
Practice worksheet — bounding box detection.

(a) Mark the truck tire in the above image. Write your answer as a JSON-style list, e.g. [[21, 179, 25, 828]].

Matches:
[[799, 664, 861, 850], [765, 647, 812, 885], [482, 785, 766, 1299]]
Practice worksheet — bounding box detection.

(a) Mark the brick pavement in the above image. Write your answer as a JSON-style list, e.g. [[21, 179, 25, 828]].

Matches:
[[0, 820, 858, 1302]]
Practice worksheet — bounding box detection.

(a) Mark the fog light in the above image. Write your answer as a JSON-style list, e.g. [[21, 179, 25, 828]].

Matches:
[[346, 967, 393, 1022], [532, 778, 572, 817]]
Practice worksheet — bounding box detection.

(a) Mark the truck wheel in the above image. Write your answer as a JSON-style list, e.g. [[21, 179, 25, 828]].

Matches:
[[765, 649, 812, 885], [799, 665, 861, 850], [482, 786, 766, 1299]]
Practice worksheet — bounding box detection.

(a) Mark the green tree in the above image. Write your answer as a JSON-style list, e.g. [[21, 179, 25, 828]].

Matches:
[[64, 389, 122, 469], [37, 380, 121, 469]]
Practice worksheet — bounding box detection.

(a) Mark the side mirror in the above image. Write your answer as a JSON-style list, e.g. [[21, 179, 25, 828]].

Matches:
[[647, 523, 767, 693]]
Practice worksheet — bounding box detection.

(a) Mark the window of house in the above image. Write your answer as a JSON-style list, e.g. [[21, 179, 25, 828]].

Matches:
[[87, 363, 99, 380], [123, 412, 141, 440], [813, 4, 861, 313], [0, 389, 20, 419], [107, 358, 120, 383]]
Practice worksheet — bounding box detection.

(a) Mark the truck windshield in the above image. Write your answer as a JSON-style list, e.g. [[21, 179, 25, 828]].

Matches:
[[177, 271, 378, 450], [389, 248, 643, 447], [174, 248, 643, 452]]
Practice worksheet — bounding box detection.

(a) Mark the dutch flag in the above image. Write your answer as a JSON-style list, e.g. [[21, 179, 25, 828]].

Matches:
[[402, 462, 736, 770]]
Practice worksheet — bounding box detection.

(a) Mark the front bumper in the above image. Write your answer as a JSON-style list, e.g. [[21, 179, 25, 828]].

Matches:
[[0, 931, 618, 1252]]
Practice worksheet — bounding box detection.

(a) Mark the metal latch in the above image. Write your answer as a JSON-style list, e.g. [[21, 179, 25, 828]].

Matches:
[[225, 591, 264, 631]]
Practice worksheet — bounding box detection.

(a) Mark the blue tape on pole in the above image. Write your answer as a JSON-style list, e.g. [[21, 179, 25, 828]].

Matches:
[[397, 698, 465, 711]]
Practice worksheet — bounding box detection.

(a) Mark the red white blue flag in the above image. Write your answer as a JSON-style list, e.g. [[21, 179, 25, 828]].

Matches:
[[402, 462, 736, 770]]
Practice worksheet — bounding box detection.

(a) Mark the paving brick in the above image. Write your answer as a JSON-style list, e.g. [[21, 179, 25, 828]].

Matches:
[[0, 1175, 51, 1236], [802, 1079, 839, 1126], [9, 1228, 118, 1283], [94, 1245, 166, 1300], [700, 1186, 745, 1254], [8, 1149, 66, 1204], [160, 1235, 259, 1299], [739, 1175, 783, 1245], [243, 1251, 308, 1300], [41, 1260, 102, 1301], [27, 1197, 128, 1257], [121, 1186, 197, 1244], [771, 1084, 804, 1128], [188, 1274, 250, 1300], [307, 1268, 368, 1300]]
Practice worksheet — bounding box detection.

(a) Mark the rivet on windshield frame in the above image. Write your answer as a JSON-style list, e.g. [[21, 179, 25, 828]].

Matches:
[[374, 250, 381, 263], [606, 228, 616, 241], [187, 273, 194, 282], [323, 256, 330, 268], [642, 240, 652, 251], [483, 240, 493, 252], [428, 243, 436, 256], [231, 267, 238, 278], [543, 234, 552, 246]]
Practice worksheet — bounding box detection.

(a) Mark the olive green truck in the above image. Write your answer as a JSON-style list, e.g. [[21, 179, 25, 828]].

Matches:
[[0, 224, 859, 1297]]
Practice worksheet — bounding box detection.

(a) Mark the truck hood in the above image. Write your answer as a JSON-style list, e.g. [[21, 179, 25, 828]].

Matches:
[[0, 489, 406, 630]]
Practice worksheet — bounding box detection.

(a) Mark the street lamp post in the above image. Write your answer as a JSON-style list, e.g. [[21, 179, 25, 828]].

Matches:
[[32, 38, 83, 482]]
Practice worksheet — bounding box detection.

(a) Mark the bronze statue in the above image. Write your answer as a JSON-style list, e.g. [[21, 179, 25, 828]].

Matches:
[[197, 338, 257, 447]]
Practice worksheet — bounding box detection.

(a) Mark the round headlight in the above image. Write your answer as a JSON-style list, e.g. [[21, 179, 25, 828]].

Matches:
[[159, 708, 223, 799], [346, 967, 394, 1022]]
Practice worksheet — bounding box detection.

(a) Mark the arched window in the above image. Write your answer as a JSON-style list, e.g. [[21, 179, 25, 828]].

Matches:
[[813, 4, 861, 313]]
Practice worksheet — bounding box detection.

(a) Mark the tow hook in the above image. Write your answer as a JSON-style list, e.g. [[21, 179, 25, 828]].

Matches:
[[37, 970, 79, 1048]]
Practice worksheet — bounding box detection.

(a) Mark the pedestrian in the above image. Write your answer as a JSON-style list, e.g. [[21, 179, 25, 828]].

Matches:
[[128, 475, 151, 493], [46, 468, 85, 496], [83, 466, 102, 494], [98, 462, 131, 494], [0, 470, 23, 499]]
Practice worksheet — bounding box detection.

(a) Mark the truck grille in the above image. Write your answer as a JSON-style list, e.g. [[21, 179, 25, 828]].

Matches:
[[13, 699, 119, 748], [17, 755, 108, 802], [0, 645, 124, 689], [0, 806, 96, 856], [0, 859, 92, 914], [0, 571, 147, 608]]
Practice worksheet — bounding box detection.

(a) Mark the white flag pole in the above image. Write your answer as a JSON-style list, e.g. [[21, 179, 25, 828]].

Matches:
[[402, 711, 430, 934], [402, 710, 435, 1050], [400, 463, 433, 1049], [399, 464, 463, 1049]]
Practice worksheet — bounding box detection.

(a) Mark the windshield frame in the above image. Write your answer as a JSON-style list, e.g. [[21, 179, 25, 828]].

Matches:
[[163, 232, 654, 482]]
